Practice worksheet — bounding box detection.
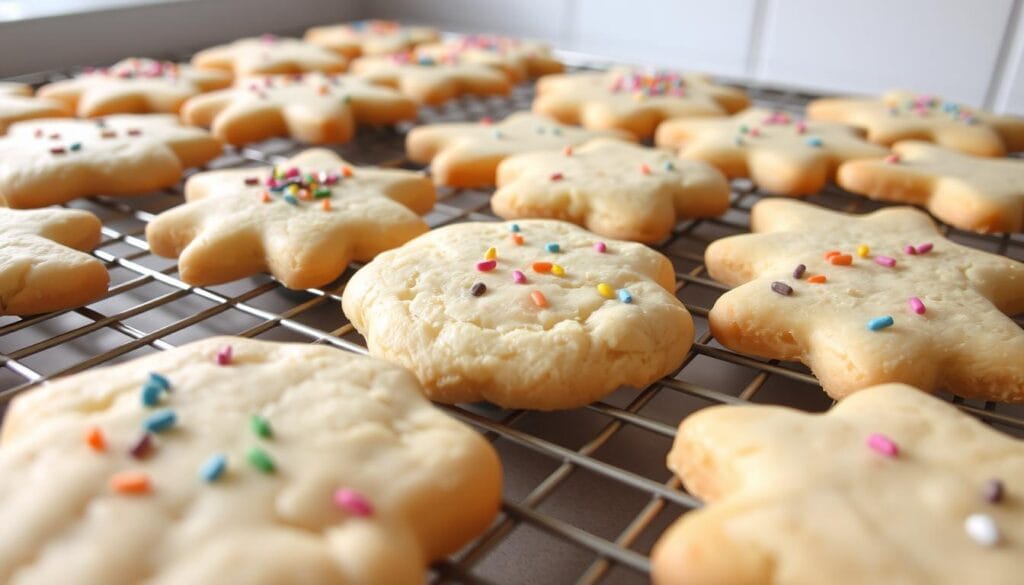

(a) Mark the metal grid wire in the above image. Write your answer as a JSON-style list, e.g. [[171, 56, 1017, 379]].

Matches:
[[2, 52, 1024, 585]]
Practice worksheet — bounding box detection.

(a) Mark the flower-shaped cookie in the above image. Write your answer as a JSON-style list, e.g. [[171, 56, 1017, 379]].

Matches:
[[0, 207, 108, 315], [181, 73, 416, 146], [653, 383, 1024, 585], [413, 34, 564, 82], [304, 19, 440, 58], [192, 35, 348, 76], [655, 107, 889, 195], [350, 52, 511, 105], [0, 336, 501, 584], [706, 199, 1024, 401], [532, 68, 750, 139], [406, 112, 632, 188], [0, 115, 222, 208], [493, 139, 729, 242], [37, 58, 232, 117], [0, 82, 70, 134], [146, 149, 434, 289], [808, 90, 1024, 156], [838, 141, 1024, 233], [342, 220, 694, 410]]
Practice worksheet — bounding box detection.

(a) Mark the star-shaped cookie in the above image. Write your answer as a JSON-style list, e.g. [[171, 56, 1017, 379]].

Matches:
[[413, 34, 564, 82], [0, 115, 222, 208], [493, 138, 729, 242], [532, 68, 750, 139], [0, 82, 70, 134], [341, 219, 694, 410], [181, 73, 417, 146], [0, 336, 501, 584], [304, 19, 440, 59], [146, 149, 434, 289], [37, 58, 232, 117], [655, 107, 889, 195], [0, 207, 108, 315], [652, 383, 1024, 585], [350, 52, 511, 105], [191, 35, 348, 76], [705, 199, 1024, 401], [406, 112, 632, 188], [838, 141, 1024, 233], [808, 90, 1024, 156]]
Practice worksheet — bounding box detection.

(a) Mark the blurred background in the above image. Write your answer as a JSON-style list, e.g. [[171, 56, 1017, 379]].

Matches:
[[1, 0, 1022, 114]]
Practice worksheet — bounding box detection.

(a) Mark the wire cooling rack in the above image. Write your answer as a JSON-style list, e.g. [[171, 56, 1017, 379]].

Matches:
[[2, 52, 1024, 585]]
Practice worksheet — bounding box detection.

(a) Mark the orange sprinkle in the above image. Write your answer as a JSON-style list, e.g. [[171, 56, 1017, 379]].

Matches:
[[807, 274, 827, 284], [317, 85, 330, 95], [532, 261, 552, 273], [260, 191, 271, 203], [85, 426, 106, 452], [563, 145, 573, 156], [823, 250, 841, 260], [640, 163, 651, 175], [530, 290, 548, 307], [110, 471, 151, 494], [321, 199, 331, 211], [341, 166, 353, 178], [828, 254, 853, 266], [297, 189, 311, 201], [511, 233, 524, 245]]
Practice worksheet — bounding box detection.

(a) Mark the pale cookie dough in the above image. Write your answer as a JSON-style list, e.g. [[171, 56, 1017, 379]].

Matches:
[[0, 336, 502, 585], [413, 34, 564, 82], [532, 68, 749, 139], [304, 20, 440, 59], [406, 112, 632, 188], [342, 219, 694, 410], [0, 82, 70, 134], [146, 149, 433, 289], [705, 199, 1024, 402], [350, 53, 511, 106], [0, 207, 108, 315], [37, 58, 232, 118], [652, 383, 1024, 585], [838, 140, 1024, 233], [0, 115, 222, 209], [807, 90, 1024, 157], [493, 138, 729, 242], [655, 108, 889, 196], [182, 73, 416, 146], [192, 35, 348, 76]]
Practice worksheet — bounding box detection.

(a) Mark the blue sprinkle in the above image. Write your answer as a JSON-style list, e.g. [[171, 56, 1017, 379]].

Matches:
[[664, 161, 675, 171], [283, 193, 299, 206], [805, 136, 823, 147], [545, 242, 560, 253], [551, 127, 561, 136], [144, 409, 177, 433], [509, 223, 520, 233], [141, 382, 163, 407], [617, 289, 633, 304], [867, 316, 894, 331], [942, 101, 958, 112], [148, 372, 170, 391], [69, 142, 82, 152], [199, 453, 227, 482], [417, 56, 435, 66]]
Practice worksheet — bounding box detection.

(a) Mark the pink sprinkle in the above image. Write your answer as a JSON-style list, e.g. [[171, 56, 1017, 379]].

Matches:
[[333, 488, 374, 517], [594, 241, 607, 253], [748, 128, 761, 137], [885, 154, 901, 164], [285, 167, 300, 179], [867, 433, 899, 457], [874, 255, 896, 268], [903, 245, 917, 255], [479, 116, 493, 125], [512, 270, 526, 284], [915, 242, 933, 254], [550, 172, 564, 181], [476, 260, 497, 272], [216, 345, 233, 366], [795, 121, 806, 134], [908, 296, 926, 315]]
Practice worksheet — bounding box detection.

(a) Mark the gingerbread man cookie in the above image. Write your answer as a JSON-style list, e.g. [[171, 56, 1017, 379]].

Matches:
[[705, 199, 1024, 402], [0, 82, 70, 134], [532, 69, 749, 139], [304, 19, 440, 59], [807, 90, 1024, 156], [493, 138, 729, 242], [192, 35, 348, 76], [0, 207, 108, 315], [413, 34, 564, 82], [0, 115, 222, 208], [181, 73, 417, 146], [406, 112, 632, 188], [350, 52, 511, 105], [341, 219, 694, 410], [146, 149, 434, 289], [655, 108, 889, 195], [0, 336, 501, 585], [652, 383, 1024, 585], [838, 141, 1024, 233]]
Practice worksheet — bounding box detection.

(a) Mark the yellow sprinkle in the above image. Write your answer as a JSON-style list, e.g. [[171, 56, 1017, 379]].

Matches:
[[551, 264, 565, 276], [597, 283, 615, 299], [484, 247, 497, 260], [857, 244, 870, 258]]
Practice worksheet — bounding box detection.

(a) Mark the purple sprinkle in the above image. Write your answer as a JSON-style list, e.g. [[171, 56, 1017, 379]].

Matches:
[[129, 433, 153, 459], [770, 281, 793, 296], [983, 479, 1005, 504], [792, 264, 806, 279], [874, 255, 896, 268]]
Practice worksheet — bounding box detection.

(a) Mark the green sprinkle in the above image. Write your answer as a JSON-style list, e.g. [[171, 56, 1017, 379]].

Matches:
[[247, 447, 275, 473], [313, 187, 332, 199], [250, 414, 273, 439]]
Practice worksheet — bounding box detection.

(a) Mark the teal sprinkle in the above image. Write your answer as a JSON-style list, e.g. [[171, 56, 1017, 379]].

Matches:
[[805, 136, 823, 147], [283, 193, 299, 206], [69, 142, 82, 151], [545, 242, 560, 253], [148, 372, 170, 391], [143, 409, 177, 433], [551, 127, 561, 136], [141, 382, 163, 407], [509, 223, 520, 233], [199, 453, 227, 482], [664, 161, 675, 171], [617, 289, 633, 304], [867, 316, 894, 331]]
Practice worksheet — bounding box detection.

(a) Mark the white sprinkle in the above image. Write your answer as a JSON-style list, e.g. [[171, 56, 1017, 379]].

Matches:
[[964, 513, 1000, 547]]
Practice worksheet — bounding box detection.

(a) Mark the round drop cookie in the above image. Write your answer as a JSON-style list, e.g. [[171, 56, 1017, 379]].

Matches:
[[705, 199, 1024, 402], [304, 19, 440, 59], [192, 35, 348, 76], [652, 383, 1024, 585], [350, 52, 511, 106], [0, 336, 502, 585], [0, 82, 70, 134], [341, 220, 694, 410], [493, 138, 729, 243]]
